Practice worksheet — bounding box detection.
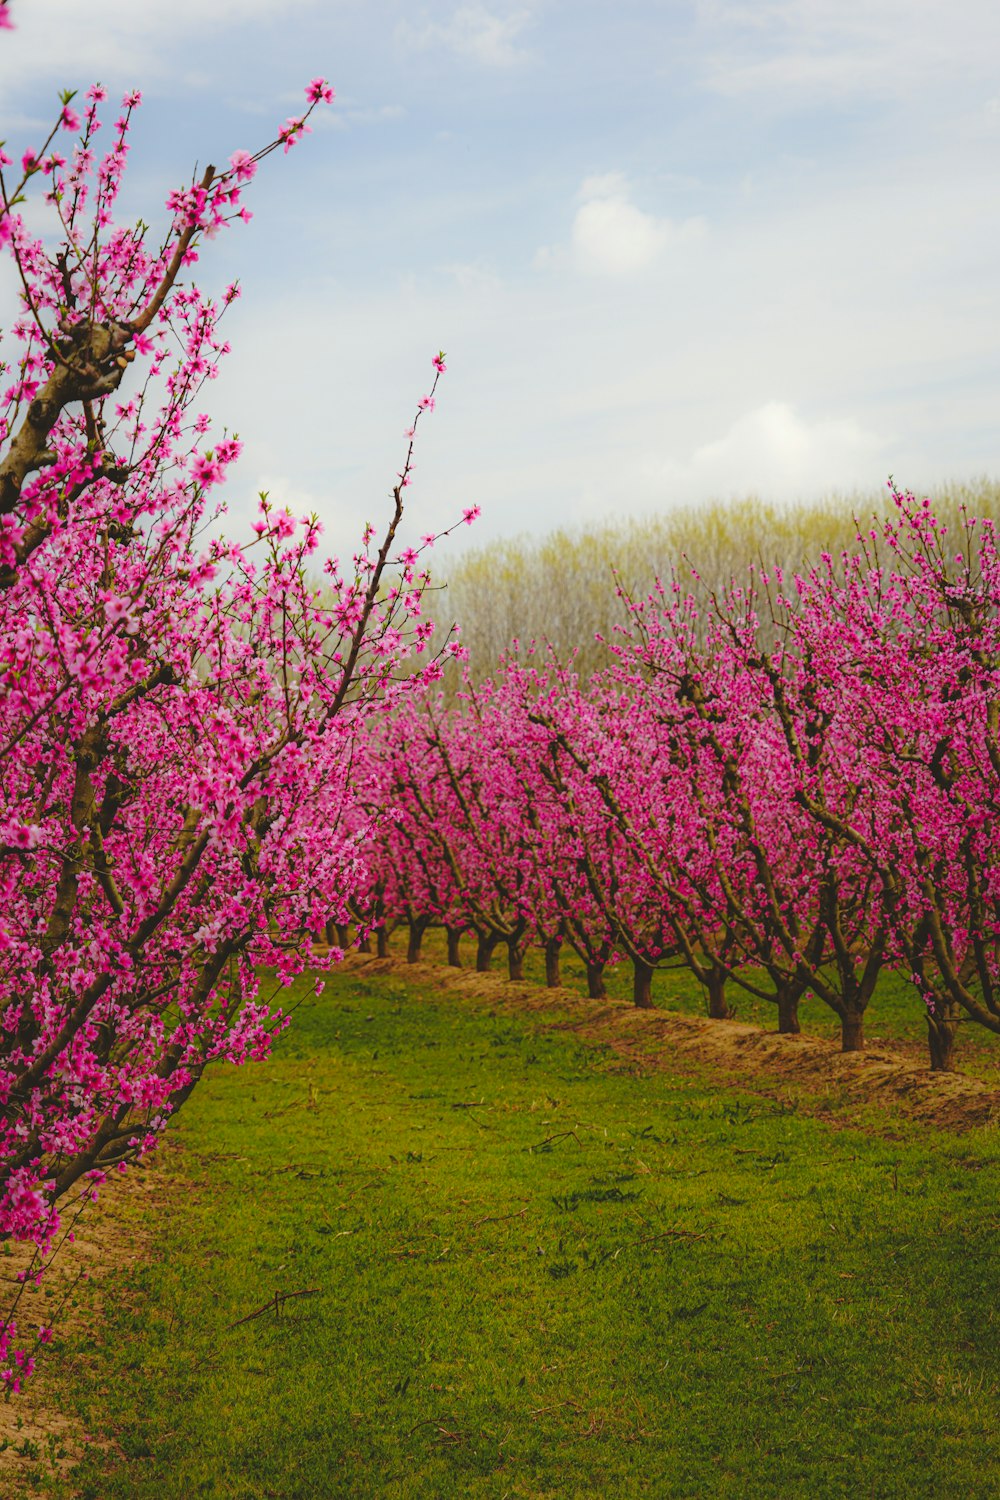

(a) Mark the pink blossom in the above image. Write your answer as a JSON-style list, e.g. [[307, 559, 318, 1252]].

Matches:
[[306, 78, 335, 105], [228, 149, 257, 183]]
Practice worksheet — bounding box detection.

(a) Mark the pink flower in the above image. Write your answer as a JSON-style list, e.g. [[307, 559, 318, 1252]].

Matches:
[[462, 505, 481, 525], [228, 149, 257, 183], [192, 455, 222, 487], [418, 396, 435, 413], [306, 78, 335, 105], [278, 116, 311, 153], [0, 4, 13, 31], [433, 353, 447, 374], [104, 595, 131, 625]]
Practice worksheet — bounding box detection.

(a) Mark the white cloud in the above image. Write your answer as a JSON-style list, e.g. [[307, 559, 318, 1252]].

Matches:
[[396, 5, 535, 68], [696, 0, 1000, 104], [0, 0, 322, 90], [326, 103, 405, 130], [536, 174, 706, 277], [646, 402, 886, 503]]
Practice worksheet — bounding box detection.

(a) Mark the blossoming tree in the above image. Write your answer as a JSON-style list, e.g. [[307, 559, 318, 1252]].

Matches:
[[0, 74, 463, 1389]]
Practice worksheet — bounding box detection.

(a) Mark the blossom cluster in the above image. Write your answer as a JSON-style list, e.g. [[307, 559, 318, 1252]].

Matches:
[[0, 81, 460, 1389]]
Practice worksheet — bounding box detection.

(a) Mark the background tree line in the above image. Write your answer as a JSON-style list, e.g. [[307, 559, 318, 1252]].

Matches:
[[432, 478, 1000, 684]]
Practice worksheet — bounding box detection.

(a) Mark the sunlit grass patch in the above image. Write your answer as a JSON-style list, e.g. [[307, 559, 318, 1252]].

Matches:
[[41, 968, 1000, 1499]]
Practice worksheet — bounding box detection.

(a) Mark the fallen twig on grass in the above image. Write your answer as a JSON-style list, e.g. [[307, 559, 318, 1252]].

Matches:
[[406, 1414, 462, 1440], [471, 1206, 529, 1228], [595, 1227, 710, 1267], [526, 1130, 584, 1153], [225, 1287, 319, 1330]]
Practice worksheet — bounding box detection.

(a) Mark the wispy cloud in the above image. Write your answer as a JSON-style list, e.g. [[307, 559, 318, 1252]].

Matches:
[[536, 174, 706, 277], [325, 102, 405, 131], [0, 0, 322, 89], [696, 0, 1000, 104], [396, 4, 536, 68], [646, 401, 885, 503]]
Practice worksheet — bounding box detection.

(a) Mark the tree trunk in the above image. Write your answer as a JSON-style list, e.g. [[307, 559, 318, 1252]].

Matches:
[[586, 962, 607, 999], [358, 933, 372, 954], [544, 937, 562, 989], [506, 938, 526, 982], [445, 925, 463, 968], [705, 967, 732, 1021], [632, 958, 655, 1009], [476, 931, 500, 973], [376, 925, 390, 958], [840, 1008, 865, 1052], [926, 1008, 959, 1072], [776, 986, 801, 1035], [406, 917, 429, 964], [336, 923, 350, 950], [324, 920, 337, 948]]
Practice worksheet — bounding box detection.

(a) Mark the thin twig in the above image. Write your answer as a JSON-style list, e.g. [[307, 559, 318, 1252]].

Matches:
[[527, 1130, 583, 1152], [225, 1286, 319, 1331], [471, 1206, 528, 1228]]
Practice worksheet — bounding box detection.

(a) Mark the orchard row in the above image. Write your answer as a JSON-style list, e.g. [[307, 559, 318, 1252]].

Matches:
[[356, 494, 1000, 1078]]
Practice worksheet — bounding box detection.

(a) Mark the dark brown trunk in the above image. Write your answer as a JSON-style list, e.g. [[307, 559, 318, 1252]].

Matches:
[[706, 967, 732, 1020], [840, 1008, 865, 1052], [336, 923, 350, 950], [406, 918, 429, 964], [507, 939, 526, 982], [324, 919, 337, 948], [476, 931, 500, 973], [586, 962, 607, 999], [358, 934, 372, 954], [445, 925, 463, 968], [376, 926, 390, 959], [632, 958, 655, 1009], [544, 937, 562, 988], [776, 986, 801, 1035], [926, 1007, 959, 1072]]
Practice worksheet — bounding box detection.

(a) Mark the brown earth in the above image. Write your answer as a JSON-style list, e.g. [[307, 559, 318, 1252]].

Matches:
[[343, 953, 1000, 1135], [0, 1159, 165, 1497]]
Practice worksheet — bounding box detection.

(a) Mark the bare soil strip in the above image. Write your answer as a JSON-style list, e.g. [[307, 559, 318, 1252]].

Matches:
[[345, 954, 1000, 1134], [0, 1160, 163, 1495]]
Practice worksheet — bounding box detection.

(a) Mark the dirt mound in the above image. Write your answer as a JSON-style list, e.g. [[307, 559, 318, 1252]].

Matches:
[[344, 954, 1000, 1134]]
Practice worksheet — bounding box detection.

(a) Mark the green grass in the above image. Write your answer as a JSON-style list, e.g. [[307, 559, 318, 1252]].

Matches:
[[42, 967, 1000, 1498], [412, 927, 1000, 1079]]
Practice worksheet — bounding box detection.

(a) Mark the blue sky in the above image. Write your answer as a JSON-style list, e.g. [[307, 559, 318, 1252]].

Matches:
[[2, 1, 999, 558]]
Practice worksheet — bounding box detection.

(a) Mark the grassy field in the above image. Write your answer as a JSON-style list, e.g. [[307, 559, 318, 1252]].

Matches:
[[31, 962, 1000, 1498]]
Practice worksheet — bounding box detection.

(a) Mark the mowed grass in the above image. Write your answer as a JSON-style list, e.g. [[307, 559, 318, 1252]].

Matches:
[[415, 928, 1000, 1079], [47, 966, 1000, 1499]]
